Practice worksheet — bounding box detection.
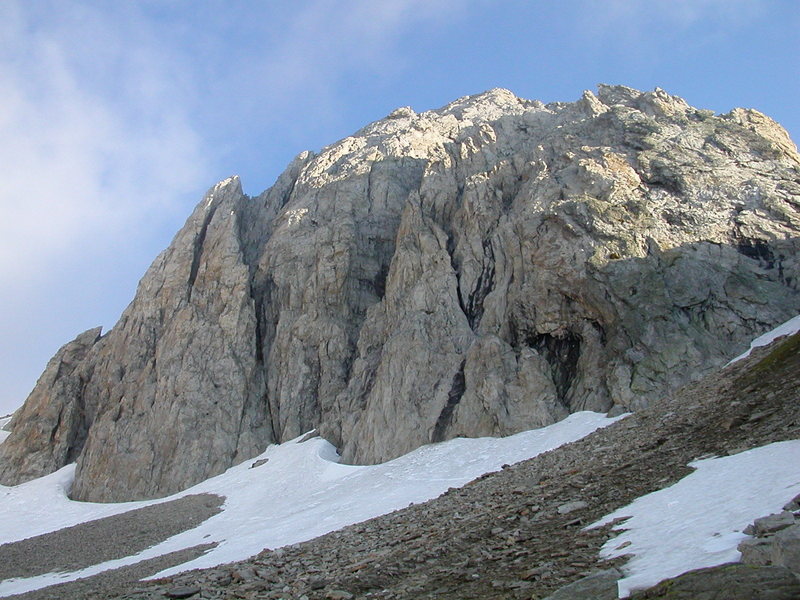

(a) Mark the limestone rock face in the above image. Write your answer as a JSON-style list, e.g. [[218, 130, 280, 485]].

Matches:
[[0, 327, 101, 483], [68, 177, 275, 502], [1, 85, 799, 501]]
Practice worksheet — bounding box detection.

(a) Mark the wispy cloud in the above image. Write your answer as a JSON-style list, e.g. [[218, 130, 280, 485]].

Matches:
[[184, 0, 471, 150], [0, 1, 210, 414], [257, 0, 462, 90], [575, 0, 767, 54], [0, 1, 207, 286], [0, 0, 469, 286], [602, 0, 765, 26]]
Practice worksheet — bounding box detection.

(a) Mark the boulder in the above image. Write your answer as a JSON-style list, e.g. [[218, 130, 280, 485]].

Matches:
[[751, 511, 796, 536], [772, 525, 800, 576]]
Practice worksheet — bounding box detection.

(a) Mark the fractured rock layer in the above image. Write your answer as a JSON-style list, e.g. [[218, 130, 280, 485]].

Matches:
[[1, 85, 799, 501]]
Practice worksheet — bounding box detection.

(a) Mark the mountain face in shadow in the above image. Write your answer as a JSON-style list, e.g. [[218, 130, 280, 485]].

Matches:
[[1, 85, 798, 502]]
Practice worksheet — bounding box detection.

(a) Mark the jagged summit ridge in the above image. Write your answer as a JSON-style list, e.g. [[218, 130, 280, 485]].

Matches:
[[1, 85, 799, 502]]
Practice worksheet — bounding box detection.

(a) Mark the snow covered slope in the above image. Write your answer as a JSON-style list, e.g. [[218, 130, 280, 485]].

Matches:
[[0, 411, 622, 597], [590, 440, 800, 597]]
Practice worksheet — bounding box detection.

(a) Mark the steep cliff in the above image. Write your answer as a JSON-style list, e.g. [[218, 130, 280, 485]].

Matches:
[[1, 85, 799, 501]]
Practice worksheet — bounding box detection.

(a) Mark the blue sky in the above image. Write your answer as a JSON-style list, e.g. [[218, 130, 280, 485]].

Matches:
[[1, 0, 798, 415]]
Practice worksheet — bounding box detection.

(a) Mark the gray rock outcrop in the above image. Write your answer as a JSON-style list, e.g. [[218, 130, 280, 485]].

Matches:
[[629, 563, 800, 599], [0, 327, 101, 481], [740, 504, 800, 577], [1, 85, 799, 501]]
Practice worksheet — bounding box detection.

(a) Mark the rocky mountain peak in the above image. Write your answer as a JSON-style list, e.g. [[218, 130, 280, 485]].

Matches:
[[1, 86, 798, 502]]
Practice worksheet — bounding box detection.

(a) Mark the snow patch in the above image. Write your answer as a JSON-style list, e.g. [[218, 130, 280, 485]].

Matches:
[[589, 440, 800, 598], [0, 415, 12, 445], [0, 411, 623, 597], [285, 207, 308, 226], [727, 314, 800, 365], [213, 175, 238, 191]]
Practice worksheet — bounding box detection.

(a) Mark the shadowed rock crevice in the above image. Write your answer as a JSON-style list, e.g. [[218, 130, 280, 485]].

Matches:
[[464, 239, 496, 330], [432, 360, 466, 443], [736, 236, 777, 269], [444, 229, 468, 319], [371, 263, 390, 300], [186, 202, 218, 300], [529, 332, 582, 405]]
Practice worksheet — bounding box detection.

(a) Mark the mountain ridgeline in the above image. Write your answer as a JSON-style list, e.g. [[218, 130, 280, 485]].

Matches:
[[1, 85, 799, 502]]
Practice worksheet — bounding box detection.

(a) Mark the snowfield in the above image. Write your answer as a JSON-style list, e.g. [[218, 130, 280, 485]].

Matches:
[[590, 440, 800, 598], [0, 411, 623, 597]]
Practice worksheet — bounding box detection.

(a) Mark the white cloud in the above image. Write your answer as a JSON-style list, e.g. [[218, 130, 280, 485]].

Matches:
[[0, 1, 207, 286]]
